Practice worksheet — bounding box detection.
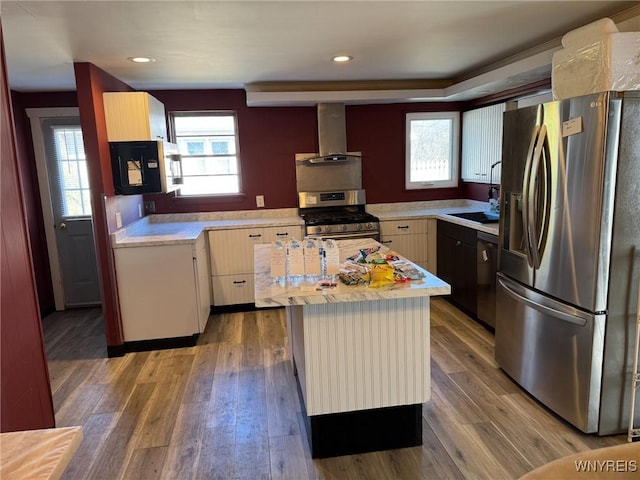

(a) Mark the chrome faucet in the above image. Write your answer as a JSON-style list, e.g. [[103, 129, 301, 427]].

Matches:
[[488, 161, 502, 211]]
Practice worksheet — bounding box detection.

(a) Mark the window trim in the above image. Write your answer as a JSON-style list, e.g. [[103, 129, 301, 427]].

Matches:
[[169, 110, 242, 197], [405, 111, 460, 190]]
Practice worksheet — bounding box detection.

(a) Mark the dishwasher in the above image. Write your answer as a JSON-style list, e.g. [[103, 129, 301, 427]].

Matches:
[[477, 231, 498, 328]]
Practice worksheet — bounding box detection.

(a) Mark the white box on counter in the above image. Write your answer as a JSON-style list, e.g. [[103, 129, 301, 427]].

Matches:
[[303, 238, 321, 277], [552, 32, 640, 100], [287, 239, 305, 277]]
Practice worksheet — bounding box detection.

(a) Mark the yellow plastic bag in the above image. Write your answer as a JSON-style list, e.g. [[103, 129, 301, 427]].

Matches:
[[369, 264, 395, 288]]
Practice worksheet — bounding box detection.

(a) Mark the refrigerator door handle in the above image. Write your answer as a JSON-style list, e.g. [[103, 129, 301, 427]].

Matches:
[[522, 125, 540, 268], [498, 274, 589, 326], [527, 124, 548, 269]]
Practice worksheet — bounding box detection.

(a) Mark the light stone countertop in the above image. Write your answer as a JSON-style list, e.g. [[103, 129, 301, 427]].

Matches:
[[0, 426, 83, 480], [369, 199, 500, 236], [111, 209, 304, 248], [110, 200, 500, 248], [254, 238, 451, 307]]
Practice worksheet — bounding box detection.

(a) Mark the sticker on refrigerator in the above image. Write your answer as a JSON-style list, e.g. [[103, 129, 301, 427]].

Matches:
[[562, 117, 583, 137]]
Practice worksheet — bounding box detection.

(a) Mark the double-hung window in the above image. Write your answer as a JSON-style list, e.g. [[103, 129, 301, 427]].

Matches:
[[405, 112, 459, 189], [170, 112, 240, 196]]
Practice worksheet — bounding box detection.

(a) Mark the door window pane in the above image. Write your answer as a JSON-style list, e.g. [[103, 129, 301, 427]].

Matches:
[[53, 126, 91, 216]]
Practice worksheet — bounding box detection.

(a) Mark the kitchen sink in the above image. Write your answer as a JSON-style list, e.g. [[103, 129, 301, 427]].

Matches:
[[449, 211, 499, 224]]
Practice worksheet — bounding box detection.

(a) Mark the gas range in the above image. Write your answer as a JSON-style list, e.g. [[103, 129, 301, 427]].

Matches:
[[298, 190, 380, 240]]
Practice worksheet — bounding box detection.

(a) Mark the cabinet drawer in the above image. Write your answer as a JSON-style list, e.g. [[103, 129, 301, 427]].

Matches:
[[380, 234, 428, 262], [437, 220, 477, 245], [211, 274, 255, 306], [262, 225, 303, 243], [380, 219, 429, 235]]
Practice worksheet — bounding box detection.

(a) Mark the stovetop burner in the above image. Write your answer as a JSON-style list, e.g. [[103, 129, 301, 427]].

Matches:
[[299, 205, 380, 238], [297, 190, 380, 239], [299, 206, 379, 226]]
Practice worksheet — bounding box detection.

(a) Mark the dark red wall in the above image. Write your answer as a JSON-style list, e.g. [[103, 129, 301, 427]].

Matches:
[[148, 89, 316, 212], [1, 22, 55, 432], [348, 102, 466, 204], [149, 90, 468, 212], [463, 181, 493, 202]]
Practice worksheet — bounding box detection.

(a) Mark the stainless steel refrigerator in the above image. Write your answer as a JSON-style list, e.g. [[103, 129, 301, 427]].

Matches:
[[495, 91, 640, 435]]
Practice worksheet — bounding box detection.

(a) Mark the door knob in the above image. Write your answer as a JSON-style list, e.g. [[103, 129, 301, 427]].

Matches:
[[58, 222, 67, 230]]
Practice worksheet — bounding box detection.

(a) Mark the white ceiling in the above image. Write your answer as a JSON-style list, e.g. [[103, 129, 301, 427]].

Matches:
[[2, 1, 639, 104]]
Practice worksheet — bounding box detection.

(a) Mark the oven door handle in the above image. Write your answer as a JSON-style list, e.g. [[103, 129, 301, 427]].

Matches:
[[308, 231, 380, 241]]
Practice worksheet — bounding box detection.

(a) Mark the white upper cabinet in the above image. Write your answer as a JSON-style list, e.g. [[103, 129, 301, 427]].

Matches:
[[103, 92, 167, 141], [461, 103, 506, 184]]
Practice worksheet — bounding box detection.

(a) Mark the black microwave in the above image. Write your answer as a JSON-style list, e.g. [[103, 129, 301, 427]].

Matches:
[[110, 140, 183, 195]]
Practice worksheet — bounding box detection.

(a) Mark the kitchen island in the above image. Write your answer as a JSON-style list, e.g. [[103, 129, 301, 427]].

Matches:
[[254, 239, 450, 458]]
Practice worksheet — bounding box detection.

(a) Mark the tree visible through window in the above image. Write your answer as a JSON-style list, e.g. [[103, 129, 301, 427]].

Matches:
[[171, 112, 240, 196], [405, 112, 459, 189]]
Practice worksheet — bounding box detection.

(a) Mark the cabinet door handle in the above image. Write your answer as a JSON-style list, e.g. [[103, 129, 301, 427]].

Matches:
[[248, 234, 262, 239], [233, 280, 247, 285], [381, 240, 393, 244], [276, 232, 289, 237], [397, 225, 410, 230], [456, 240, 462, 246]]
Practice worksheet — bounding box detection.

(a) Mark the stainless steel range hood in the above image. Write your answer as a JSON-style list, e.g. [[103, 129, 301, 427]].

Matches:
[[308, 103, 360, 163], [295, 102, 363, 193]]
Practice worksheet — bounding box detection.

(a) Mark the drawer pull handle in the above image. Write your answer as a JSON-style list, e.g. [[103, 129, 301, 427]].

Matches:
[[381, 240, 393, 244], [233, 280, 247, 285], [276, 232, 289, 237], [248, 234, 262, 238], [397, 225, 409, 230]]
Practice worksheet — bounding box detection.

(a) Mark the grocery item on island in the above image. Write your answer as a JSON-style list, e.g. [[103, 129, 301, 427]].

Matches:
[[338, 262, 371, 285]]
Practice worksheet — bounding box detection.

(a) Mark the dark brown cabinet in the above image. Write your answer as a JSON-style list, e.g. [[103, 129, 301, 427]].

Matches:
[[437, 220, 477, 317]]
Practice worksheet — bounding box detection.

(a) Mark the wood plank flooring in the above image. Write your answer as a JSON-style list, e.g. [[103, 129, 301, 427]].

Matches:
[[42, 299, 626, 480]]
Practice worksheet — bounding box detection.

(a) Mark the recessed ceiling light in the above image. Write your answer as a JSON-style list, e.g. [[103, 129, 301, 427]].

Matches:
[[127, 56, 156, 63], [332, 55, 353, 63]]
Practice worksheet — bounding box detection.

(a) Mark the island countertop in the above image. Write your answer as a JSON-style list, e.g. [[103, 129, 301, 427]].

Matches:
[[254, 238, 451, 307]]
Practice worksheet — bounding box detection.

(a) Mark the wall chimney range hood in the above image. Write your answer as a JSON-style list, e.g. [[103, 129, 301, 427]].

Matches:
[[306, 103, 360, 163]]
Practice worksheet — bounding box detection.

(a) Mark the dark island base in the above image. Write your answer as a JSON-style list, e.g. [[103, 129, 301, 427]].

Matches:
[[107, 334, 198, 357], [294, 370, 422, 458]]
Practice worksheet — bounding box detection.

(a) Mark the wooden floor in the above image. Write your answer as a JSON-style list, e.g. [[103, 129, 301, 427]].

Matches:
[[43, 299, 626, 480]]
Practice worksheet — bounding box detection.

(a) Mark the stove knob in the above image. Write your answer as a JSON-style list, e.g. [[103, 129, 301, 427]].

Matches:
[[356, 223, 363, 230], [324, 225, 332, 233], [342, 224, 348, 232], [366, 222, 373, 229]]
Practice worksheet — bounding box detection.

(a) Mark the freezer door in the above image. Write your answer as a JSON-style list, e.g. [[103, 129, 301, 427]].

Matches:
[[495, 274, 605, 433]]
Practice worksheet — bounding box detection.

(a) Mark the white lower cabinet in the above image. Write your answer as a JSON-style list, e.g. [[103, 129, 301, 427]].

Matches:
[[380, 218, 434, 273], [194, 234, 211, 332], [114, 233, 210, 342], [211, 274, 255, 306], [208, 224, 303, 306]]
